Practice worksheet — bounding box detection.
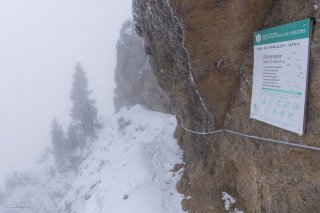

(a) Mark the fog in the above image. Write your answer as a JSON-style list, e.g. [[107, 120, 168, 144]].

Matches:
[[0, 0, 132, 185]]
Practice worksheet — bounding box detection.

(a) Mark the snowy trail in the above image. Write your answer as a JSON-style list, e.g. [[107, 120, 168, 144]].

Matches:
[[0, 106, 184, 213], [63, 106, 185, 213]]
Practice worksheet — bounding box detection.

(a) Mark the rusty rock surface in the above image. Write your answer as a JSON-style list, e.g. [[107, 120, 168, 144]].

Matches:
[[133, 0, 320, 212]]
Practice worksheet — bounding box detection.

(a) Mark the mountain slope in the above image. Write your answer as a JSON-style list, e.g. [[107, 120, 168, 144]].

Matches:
[[0, 106, 184, 213]]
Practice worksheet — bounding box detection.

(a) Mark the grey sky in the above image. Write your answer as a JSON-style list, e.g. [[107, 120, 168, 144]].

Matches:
[[0, 0, 132, 185]]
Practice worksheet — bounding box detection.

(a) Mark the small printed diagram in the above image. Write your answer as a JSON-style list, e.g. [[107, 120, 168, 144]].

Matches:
[[283, 101, 290, 109], [261, 96, 299, 121], [292, 103, 299, 110], [288, 112, 294, 120], [272, 108, 277, 116]]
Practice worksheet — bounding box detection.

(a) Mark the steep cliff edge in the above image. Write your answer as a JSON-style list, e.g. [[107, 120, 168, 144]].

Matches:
[[114, 20, 171, 113], [133, 0, 320, 212]]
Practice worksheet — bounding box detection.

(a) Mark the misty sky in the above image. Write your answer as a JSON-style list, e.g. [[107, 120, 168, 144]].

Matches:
[[0, 0, 132, 185]]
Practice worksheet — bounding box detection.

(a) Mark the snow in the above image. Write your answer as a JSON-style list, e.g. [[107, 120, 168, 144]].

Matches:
[[64, 105, 184, 213], [222, 192, 235, 211], [222, 192, 244, 213], [124, 25, 135, 35], [0, 105, 184, 213], [0, 150, 75, 213]]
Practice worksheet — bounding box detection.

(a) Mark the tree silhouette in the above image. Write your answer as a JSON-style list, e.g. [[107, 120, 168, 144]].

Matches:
[[50, 118, 65, 167], [70, 63, 99, 144]]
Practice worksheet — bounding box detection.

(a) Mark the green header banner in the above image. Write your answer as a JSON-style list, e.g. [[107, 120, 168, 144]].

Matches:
[[254, 18, 311, 46]]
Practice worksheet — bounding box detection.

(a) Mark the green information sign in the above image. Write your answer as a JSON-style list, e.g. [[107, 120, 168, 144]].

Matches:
[[250, 19, 312, 135], [254, 19, 311, 45]]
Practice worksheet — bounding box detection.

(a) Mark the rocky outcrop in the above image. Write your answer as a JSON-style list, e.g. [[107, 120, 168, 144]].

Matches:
[[133, 0, 320, 212], [114, 20, 171, 113]]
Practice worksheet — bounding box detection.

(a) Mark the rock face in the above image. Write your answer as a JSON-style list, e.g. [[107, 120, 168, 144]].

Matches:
[[114, 20, 171, 113], [133, 0, 320, 212]]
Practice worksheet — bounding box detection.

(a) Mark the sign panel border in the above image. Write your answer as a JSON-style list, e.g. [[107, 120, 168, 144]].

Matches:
[[250, 18, 312, 135]]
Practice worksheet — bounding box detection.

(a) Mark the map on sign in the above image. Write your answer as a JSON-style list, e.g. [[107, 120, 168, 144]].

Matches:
[[250, 18, 312, 135]]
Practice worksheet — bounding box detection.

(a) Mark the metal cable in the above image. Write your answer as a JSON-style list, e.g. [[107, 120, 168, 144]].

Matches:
[[176, 115, 320, 152]]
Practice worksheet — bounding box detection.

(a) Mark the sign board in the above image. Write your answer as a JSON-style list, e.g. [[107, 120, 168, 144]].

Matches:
[[250, 18, 312, 135]]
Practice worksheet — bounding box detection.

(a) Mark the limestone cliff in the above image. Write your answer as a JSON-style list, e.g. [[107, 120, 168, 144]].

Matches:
[[133, 0, 320, 212], [114, 20, 171, 113]]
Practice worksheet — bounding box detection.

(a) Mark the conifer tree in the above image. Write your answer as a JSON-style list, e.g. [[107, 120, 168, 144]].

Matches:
[[70, 63, 99, 142], [66, 123, 81, 151], [50, 118, 65, 167]]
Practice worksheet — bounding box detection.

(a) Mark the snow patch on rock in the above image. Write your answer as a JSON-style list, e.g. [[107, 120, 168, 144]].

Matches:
[[222, 192, 243, 213]]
